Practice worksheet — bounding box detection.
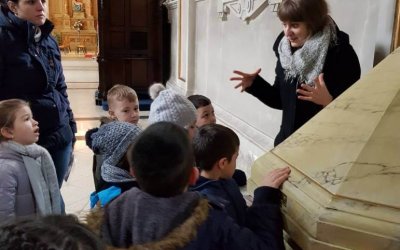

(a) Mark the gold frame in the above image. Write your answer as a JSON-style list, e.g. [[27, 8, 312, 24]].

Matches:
[[392, 0, 400, 51]]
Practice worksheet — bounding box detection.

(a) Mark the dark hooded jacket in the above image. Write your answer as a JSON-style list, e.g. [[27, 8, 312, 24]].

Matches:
[[190, 177, 248, 226], [246, 24, 361, 146], [86, 187, 285, 250], [0, 6, 76, 150]]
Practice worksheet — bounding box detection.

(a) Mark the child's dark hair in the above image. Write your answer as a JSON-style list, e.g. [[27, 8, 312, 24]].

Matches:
[[188, 95, 211, 109], [0, 99, 29, 142], [0, 215, 105, 250], [128, 122, 194, 197], [193, 124, 240, 171]]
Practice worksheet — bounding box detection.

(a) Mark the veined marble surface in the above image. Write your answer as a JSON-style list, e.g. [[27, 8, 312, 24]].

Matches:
[[248, 48, 400, 249]]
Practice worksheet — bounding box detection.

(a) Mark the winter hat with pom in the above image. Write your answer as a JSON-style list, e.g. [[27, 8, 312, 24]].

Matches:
[[148, 83, 196, 128], [91, 121, 142, 183]]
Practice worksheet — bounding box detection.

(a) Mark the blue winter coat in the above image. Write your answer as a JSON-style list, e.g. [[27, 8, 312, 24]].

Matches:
[[0, 7, 76, 150], [190, 176, 248, 226]]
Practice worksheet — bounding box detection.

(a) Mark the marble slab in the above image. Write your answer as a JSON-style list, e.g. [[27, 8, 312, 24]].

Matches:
[[247, 48, 400, 249]]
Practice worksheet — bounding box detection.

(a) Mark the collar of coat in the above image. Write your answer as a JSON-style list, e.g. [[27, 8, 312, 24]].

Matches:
[[85, 197, 210, 250]]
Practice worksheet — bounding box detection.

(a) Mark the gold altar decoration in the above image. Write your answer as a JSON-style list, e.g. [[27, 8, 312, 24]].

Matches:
[[248, 48, 400, 249], [48, 0, 97, 54]]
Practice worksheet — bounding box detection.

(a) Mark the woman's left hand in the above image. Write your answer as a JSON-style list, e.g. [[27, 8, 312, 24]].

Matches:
[[297, 73, 333, 107]]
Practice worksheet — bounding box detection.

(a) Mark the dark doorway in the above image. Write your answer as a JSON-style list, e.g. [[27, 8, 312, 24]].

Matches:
[[97, 0, 170, 103]]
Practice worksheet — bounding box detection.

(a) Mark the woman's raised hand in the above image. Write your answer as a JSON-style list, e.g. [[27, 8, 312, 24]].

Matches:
[[230, 68, 261, 92], [297, 73, 333, 107]]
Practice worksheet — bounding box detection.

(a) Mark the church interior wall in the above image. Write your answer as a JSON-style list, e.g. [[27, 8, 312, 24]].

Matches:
[[164, 0, 398, 173]]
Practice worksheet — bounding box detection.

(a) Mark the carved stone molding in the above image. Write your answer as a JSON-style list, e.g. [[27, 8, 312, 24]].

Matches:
[[218, 0, 281, 21], [163, 0, 178, 9], [163, 0, 178, 23]]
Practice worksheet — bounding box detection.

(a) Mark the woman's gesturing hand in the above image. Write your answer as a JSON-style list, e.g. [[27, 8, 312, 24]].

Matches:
[[230, 68, 262, 92], [297, 73, 333, 107]]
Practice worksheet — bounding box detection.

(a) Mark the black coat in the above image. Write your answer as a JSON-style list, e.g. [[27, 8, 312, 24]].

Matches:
[[246, 27, 361, 146], [0, 7, 76, 150]]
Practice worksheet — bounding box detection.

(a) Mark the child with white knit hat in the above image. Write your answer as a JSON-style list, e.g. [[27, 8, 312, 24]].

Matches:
[[148, 84, 197, 139]]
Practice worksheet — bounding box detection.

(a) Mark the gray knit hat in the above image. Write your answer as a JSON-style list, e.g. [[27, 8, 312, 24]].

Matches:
[[91, 121, 142, 183], [148, 84, 196, 128]]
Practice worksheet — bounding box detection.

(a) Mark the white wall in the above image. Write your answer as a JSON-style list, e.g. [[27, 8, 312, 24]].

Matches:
[[164, 0, 397, 173]]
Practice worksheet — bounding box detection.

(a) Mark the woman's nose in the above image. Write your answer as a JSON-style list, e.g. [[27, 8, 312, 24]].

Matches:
[[37, 1, 45, 10], [284, 27, 291, 36]]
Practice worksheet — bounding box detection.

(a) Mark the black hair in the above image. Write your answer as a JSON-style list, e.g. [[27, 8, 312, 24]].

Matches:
[[0, 215, 105, 250], [192, 124, 240, 171], [128, 122, 194, 197], [188, 95, 212, 109]]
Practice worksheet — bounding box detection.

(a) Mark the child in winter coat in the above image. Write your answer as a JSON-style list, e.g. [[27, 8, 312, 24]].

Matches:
[[0, 99, 62, 223], [191, 124, 289, 227], [148, 83, 197, 140], [88, 121, 142, 208], [86, 84, 140, 192], [188, 94, 247, 187]]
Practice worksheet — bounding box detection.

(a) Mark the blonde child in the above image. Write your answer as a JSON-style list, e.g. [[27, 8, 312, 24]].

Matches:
[[0, 99, 62, 222], [86, 84, 140, 191], [106, 84, 140, 124]]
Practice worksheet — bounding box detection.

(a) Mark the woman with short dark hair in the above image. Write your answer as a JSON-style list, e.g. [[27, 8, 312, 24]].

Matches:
[[231, 0, 360, 146]]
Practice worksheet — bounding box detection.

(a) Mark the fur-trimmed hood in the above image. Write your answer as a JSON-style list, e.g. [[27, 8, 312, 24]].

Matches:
[[85, 188, 210, 250]]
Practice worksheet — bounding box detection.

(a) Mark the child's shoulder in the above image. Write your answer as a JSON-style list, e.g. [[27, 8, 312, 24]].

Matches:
[[84, 127, 99, 149]]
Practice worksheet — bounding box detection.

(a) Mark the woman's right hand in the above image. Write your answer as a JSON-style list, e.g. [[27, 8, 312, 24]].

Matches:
[[230, 68, 261, 92]]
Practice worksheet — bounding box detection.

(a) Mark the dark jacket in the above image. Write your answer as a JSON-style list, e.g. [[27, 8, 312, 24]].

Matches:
[[0, 7, 76, 150], [246, 26, 361, 146], [86, 187, 284, 250], [190, 176, 249, 226]]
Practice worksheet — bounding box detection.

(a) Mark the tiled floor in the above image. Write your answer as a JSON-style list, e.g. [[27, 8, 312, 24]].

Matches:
[[62, 87, 104, 215]]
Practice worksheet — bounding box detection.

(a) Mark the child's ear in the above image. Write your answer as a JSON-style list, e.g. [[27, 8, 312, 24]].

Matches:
[[0, 127, 14, 140], [7, 1, 18, 14], [188, 167, 199, 185], [129, 167, 135, 177], [108, 110, 116, 119], [217, 157, 228, 170]]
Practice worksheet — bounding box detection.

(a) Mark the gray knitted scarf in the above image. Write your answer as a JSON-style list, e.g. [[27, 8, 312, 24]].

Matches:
[[4, 141, 62, 215], [278, 19, 337, 85], [101, 161, 134, 183]]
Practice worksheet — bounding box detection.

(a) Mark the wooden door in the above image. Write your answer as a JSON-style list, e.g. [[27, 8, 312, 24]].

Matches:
[[97, 0, 168, 96]]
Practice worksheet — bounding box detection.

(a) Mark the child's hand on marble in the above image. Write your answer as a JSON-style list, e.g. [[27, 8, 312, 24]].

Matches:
[[261, 166, 291, 188]]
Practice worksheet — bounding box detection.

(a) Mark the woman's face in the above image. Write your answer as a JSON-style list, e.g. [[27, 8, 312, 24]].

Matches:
[[8, 0, 47, 26], [282, 21, 310, 48]]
